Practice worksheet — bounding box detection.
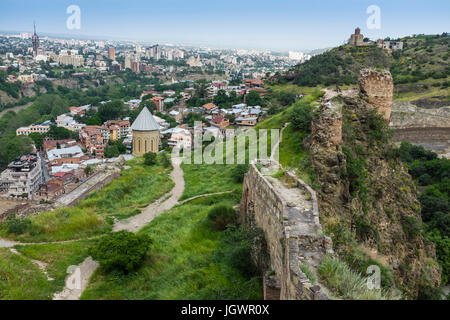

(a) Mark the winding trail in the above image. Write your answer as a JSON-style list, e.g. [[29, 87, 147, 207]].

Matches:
[[270, 122, 289, 162], [1, 128, 288, 299], [53, 156, 185, 300], [113, 157, 185, 233], [9, 248, 54, 281]]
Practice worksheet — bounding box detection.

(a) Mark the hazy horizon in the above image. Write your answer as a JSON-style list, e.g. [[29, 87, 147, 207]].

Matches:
[[1, 0, 449, 52]]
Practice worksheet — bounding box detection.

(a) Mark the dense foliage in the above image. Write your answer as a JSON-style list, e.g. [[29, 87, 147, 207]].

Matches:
[[89, 231, 152, 273], [290, 101, 314, 132], [208, 204, 237, 230], [274, 34, 449, 88], [399, 142, 449, 285]]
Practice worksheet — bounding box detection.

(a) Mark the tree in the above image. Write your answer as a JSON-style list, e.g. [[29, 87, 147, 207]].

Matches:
[[0, 135, 33, 171], [246, 91, 263, 106], [104, 140, 127, 158], [28, 133, 45, 150], [88, 231, 152, 273], [290, 101, 313, 132], [98, 100, 125, 123], [231, 164, 249, 183], [144, 152, 157, 166], [159, 152, 171, 168], [84, 165, 93, 176], [46, 125, 77, 140]]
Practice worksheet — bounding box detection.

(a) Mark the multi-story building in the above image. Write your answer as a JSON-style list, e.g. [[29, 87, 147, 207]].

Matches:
[[56, 114, 86, 131], [109, 47, 116, 60], [16, 123, 50, 136], [151, 96, 165, 112], [0, 153, 43, 198], [376, 39, 404, 51], [53, 51, 84, 67], [105, 120, 130, 139], [79, 125, 109, 158], [46, 145, 84, 168]]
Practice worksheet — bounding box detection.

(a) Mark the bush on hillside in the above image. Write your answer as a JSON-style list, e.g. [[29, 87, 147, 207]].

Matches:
[[143, 152, 157, 166], [417, 285, 444, 300], [208, 204, 236, 231], [5, 215, 32, 235], [231, 164, 249, 183], [158, 152, 171, 168], [88, 231, 152, 273], [290, 102, 313, 132], [213, 224, 267, 278]]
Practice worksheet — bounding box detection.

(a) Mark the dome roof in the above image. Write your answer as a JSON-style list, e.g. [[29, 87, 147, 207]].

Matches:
[[131, 107, 160, 131]]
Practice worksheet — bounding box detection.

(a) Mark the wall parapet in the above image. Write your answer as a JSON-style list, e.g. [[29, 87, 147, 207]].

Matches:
[[240, 159, 333, 300]]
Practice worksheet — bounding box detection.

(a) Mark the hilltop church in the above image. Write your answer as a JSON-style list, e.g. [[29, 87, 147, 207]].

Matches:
[[131, 107, 160, 155]]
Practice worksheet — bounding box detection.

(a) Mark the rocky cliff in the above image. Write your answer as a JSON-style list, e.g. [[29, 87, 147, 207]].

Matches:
[[305, 69, 441, 298]]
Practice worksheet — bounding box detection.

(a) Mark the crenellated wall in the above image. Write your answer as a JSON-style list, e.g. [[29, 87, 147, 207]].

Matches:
[[240, 160, 333, 300]]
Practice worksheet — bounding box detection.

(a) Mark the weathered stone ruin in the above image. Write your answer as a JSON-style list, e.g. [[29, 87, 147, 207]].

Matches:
[[240, 160, 333, 300], [305, 69, 441, 298], [359, 69, 394, 121]]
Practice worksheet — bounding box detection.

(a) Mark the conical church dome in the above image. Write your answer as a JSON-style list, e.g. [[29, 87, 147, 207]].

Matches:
[[131, 107, 160, 131]]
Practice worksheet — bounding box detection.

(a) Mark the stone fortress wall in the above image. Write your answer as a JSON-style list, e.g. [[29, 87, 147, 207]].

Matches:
[[359, 69, 394, 121], [239, 69, 399, 300], [240, 160, 333, 300]]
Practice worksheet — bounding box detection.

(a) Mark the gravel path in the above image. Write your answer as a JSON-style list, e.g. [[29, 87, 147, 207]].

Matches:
[[53, 156, 185, 300], [113, 157, 185, 232], [0, 238, 19, 247], [53, 257, 99, 300]]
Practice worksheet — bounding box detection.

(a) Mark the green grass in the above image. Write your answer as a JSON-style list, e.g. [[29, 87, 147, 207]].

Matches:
[[181, 163, 242, 200], [279, 124, 315, 185], [79, 158, 174, 219], [300, 263, 317, 284], [0, 157, 174, 242], [317, 255, 396, 300], [13, 240, 95, 298], [81, 162, 260, 300], [0, 248, 54, 300], [81, 193, 262, 300]]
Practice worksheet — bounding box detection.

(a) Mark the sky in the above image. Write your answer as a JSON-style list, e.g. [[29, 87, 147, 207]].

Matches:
[[1, 0, 449, 51]]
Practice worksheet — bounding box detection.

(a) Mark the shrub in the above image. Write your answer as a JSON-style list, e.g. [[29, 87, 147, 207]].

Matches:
[[290, 102, 313, 132], [213, 224, 267, 278], [208, 204, 236, 230], [158, 152, 171, 168], [417, 285, 444, 300], [317, 255, 395, 300], [88, 231, 152, 273], [402, 216, 421, 240], [5, 215, 32, 235], [231, 164, 249, 183], [300, 264, 316, 284], [143, 152, 157, 166]]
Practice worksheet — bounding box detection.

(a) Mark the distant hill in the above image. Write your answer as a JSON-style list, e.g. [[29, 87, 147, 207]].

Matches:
[[272, 34, 450, 93], [307, 47, 333, 56]]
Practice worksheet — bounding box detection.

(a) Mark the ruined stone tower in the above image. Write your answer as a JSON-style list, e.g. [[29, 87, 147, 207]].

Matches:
[[358, 69, 394, 121]]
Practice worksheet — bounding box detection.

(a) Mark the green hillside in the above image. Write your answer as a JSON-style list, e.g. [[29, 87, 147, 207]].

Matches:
[[272, 34, 449, 100]]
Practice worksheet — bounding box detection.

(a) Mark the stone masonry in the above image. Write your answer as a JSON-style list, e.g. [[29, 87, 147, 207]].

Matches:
[[240, 160, 333, 300], [359, 69, 394, 121]]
